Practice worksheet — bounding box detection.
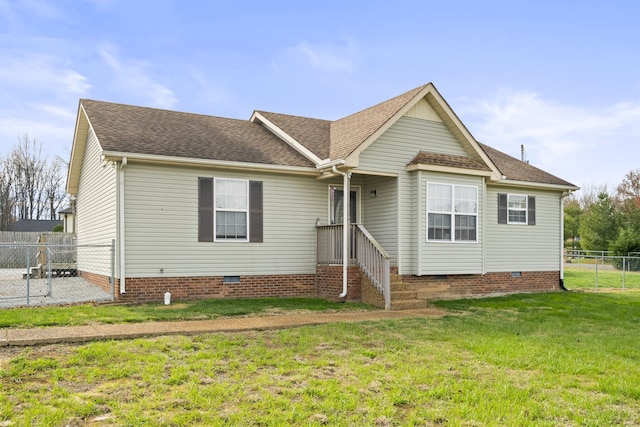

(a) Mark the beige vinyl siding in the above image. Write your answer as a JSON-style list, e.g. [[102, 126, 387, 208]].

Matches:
[[485, 186, 562, 272], [75, 127, 117, 276], [361, 175, 398, 264], [358, 116, 476, 274], [123, 163, 326, 277], [419, 172, 484, 275], [359, 117, 468, 174]]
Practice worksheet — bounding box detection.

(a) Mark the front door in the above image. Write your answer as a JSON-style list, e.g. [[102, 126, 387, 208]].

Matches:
[[329, 185, 358, 224]]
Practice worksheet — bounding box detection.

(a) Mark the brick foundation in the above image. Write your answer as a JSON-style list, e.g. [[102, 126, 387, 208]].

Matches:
[[401, 271, 561, 300], [79, 270, 115, 295], [79, 268, 561, 304], [315, 264, 361, 302], [82, 272, 316, 304]]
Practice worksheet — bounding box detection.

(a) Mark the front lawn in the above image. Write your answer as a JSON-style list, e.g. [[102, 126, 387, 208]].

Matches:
[[2, 292, 639, 425], [0, 297, 373, 329]]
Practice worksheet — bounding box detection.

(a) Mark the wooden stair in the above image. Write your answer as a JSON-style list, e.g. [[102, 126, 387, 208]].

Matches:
[[389, 274, 428, 310]]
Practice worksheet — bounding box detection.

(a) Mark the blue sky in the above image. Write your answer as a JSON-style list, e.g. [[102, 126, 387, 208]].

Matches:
[[1, 0, 639, 192]]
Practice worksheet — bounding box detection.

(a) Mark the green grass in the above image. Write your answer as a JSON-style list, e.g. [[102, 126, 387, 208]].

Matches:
[[565, 265, 640, 290], [2, 292, 640, 425], [0, 298, 373, 329]]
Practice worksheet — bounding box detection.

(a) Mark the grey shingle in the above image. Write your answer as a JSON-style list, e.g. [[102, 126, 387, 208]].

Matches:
[[480, 143, 576, 187], [408, 151, 493, 171], [81, 100, 315, 168]]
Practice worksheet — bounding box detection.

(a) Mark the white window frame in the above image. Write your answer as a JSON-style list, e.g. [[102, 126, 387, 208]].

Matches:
[[214, 178, 249, 242], [426, 182, 478, 243], [507, 193, 528, 225]]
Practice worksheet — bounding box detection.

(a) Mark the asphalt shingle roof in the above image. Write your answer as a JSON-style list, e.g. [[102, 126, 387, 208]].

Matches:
[[78, 85, 576, 189], [80, 99, 315, 168], [408, 151, 493, 172], [480, 143, 576, 187], [256, 111, 331, 160]]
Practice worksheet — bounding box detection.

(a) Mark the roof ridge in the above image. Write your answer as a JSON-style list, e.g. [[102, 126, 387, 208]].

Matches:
[[81, 99, 249, 123], [256, 110, 332, 123]]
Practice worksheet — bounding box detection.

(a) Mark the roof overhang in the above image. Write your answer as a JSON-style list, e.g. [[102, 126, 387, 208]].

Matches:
[[101, 151, 321, 176], [489, 178, 580, 192], [66, 102, 91, 195]]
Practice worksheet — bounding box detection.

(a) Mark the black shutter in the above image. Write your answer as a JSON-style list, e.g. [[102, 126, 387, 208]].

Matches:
[[498, 193, 507, 224], [198, 178, 213, 242], [249, 181, 263, 242], [528, 196, 536, 225]]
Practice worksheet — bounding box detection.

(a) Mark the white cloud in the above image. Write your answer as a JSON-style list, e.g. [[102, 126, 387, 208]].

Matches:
[[0, 54, 91, 95], [99, 44, 177, 109], [274, 38, 358, 74], [459, 89, 640, 187]]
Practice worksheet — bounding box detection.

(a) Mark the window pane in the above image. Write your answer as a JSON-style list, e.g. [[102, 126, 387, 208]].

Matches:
[[428, 213, 451, 240], [455, 215, 477, 241], [509, 210, 526, 223], [508, 195, 527, 209], [428, 183, 452, 212], [455, 186, 477, 214]]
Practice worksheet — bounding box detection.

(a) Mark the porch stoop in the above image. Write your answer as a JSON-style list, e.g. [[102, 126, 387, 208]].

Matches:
[[360, 272, 428, 310], [389, 274, 428, 310]]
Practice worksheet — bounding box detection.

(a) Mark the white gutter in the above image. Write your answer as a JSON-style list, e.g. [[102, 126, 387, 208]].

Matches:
[[491, 178, 580, 192], [119, 157, 127, 294], [102, 151, 319, 176], [332, 165, 351, 298]]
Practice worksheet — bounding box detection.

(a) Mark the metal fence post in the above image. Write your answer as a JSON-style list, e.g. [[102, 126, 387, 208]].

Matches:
[[26, 245, 30, 306], [595, 256, 599, 291], [47, 246, 53, 297], [623, 257, 626, 290]]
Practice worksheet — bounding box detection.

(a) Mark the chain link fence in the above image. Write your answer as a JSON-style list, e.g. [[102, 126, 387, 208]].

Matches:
[[0, 238, 115, 307], [564, 250, 640, 291]]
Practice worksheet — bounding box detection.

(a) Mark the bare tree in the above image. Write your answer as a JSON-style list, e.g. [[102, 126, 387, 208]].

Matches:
[[616, 169, 640, 207], [575, 183, 611, 210], [0, 156, 15, 230], [0, 134, 68, 229], [45, 156, 67, 220]]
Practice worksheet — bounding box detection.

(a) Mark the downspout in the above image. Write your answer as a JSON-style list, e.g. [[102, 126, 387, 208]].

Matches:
[[119, 157, 127, 294], [482, 177, 486, 275], [559, 191, 570, 291], [332, 165, 351, 299]]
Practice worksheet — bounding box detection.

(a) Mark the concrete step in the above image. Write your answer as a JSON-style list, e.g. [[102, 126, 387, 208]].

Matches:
[[391, 290, 418, 300], [391, 299, 428, 310], [390, 281, 412, 292]]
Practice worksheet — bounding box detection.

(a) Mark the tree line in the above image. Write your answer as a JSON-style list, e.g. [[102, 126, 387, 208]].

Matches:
[[565, 170, 640, 261], [0, 134, 67, 230]]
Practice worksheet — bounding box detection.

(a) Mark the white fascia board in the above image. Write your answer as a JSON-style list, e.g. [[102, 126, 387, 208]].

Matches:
[[251, 112, 323, 165], [101, 151, 320, 176], [489, 179, 580, 192]]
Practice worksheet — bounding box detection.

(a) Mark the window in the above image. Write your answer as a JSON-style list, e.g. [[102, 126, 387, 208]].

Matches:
[[498, 193, 536, 225], [427, 183, 477, 242], [215, 178, 248, 240], [198, 178, 263, 242], [508, 194, 527, 224]]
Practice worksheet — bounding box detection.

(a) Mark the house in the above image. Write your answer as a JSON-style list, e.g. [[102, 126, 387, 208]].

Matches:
[[66, 83, 578, 308], [10, 219, 63, 232], [58, 206, 75, 233]]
